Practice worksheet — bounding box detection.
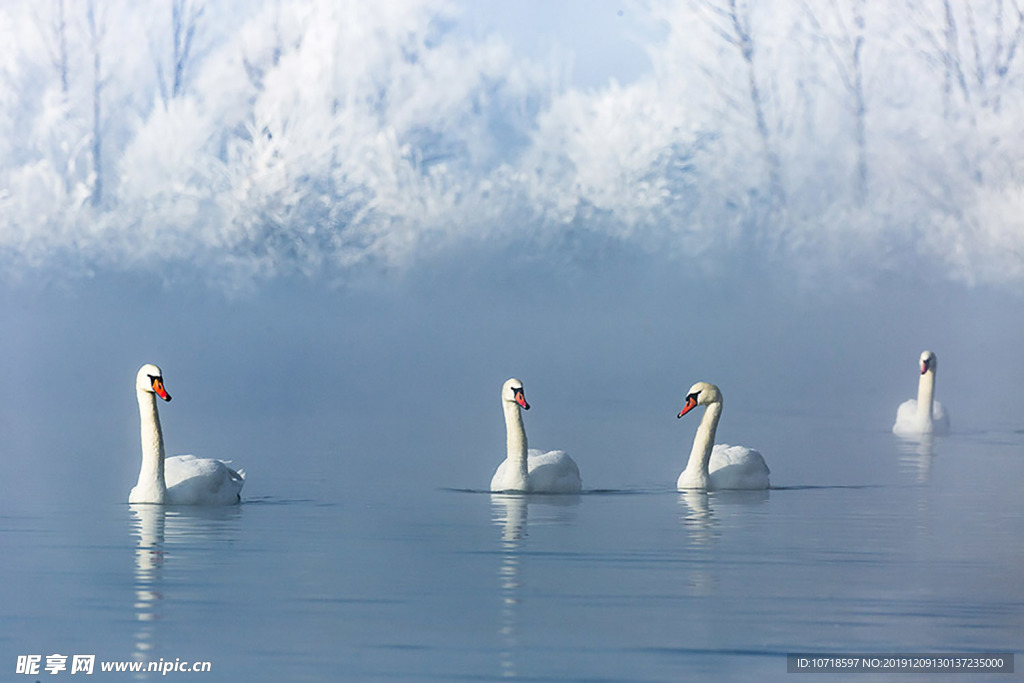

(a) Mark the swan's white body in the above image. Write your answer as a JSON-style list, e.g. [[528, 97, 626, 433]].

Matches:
[[490, 378, 581, 493], [676, 382, 770, 491], [893, 350, 949, 436], [129, 364, 245, 505]]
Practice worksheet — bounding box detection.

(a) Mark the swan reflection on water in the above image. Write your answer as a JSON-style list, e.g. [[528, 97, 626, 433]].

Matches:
[[489, 493, 580, 678], [677, 489, 771, 541], [677, 490, 716, 546], [677, 489, 771, 595], [129, 504, 242, 676], [131, 504, 167, 673], [894, 433, 936, 483]]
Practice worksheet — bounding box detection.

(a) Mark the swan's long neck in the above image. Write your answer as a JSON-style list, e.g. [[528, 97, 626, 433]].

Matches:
[[917, 369, 936, 423], [503, 401, 529, 490], [683, 401, 722, 485], [134, 389, 167, 501]]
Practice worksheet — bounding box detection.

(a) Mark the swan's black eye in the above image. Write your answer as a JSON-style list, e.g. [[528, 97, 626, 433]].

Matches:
[[686, 391, 699, 402]]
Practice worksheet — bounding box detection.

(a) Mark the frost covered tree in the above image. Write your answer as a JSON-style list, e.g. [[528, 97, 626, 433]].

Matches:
[[40, 0, 71, 98], [155, 0, 205, 103], [0, 0, 1022, 285], [85, 0, 105, 207], [693, 0, 786, 208], [799, 0, 868, 203]]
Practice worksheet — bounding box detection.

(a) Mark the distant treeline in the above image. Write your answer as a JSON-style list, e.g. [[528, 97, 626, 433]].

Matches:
[[0, 0, 1022, 286]]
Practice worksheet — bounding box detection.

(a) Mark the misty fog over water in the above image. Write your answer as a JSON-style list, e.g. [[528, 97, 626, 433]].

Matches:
[[3, 252, 1022, 510]]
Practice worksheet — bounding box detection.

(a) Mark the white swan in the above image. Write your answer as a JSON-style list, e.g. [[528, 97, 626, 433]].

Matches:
[[893, 350, 949, 436], [129, 364, 245, 505], [676, 382, 770, 490], [490, 378, 582, 493]]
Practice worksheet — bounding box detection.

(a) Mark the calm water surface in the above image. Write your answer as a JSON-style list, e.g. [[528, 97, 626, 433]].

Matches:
[[3, 416, 1022, 682]]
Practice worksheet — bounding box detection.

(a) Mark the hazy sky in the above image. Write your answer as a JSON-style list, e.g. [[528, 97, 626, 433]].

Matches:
[[1, 0, 1022, 509], [455, 1, 657, 87]]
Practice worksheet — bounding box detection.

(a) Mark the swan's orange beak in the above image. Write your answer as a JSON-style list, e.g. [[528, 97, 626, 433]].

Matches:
[[677, 395, 697, 418], [920, 360, 929, 375], [515, 390, 530, 410], [152, 377, 171, 402]]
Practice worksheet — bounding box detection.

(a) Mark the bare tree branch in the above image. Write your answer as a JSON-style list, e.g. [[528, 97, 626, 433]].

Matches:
[[155, 0, 206, 103], [86, 0, 106, 207]]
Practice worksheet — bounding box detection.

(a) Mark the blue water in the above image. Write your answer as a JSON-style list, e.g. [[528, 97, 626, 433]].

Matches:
[[2, 274, 1023, 680], [3, 416, 1022, 681]]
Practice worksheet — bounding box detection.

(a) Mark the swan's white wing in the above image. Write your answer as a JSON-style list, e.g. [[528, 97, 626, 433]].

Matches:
[[708, 444, 770, 490], [525, 449, 582, 493], [893, 399, 950, 435], [165, 455, 245, 505], [893, 399, 921, 435], [492, 450, 582, 493]]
